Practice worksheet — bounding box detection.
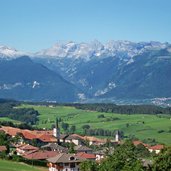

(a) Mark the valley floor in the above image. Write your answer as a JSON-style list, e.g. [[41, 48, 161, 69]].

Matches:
[[17, 104, 171, 145]]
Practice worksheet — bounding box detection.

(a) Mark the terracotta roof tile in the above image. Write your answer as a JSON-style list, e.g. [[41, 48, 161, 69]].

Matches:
[[19, 144, 39, 151], [23, 150, 58, 160], [38, 134, 57, 143], [21, 131, 37, 140], [76, 152, 96, 159], [149, 145, 164, 150]]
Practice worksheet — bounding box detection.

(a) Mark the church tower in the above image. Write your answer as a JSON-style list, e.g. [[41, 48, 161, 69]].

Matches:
[[115, 130, 120, 142], [53, 117, 60, 144]]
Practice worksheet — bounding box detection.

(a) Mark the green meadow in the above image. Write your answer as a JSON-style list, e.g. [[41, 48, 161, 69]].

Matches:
[[0, 159, 47, 171], [18, 104, 171, 145], [0, 117, 21, 124]]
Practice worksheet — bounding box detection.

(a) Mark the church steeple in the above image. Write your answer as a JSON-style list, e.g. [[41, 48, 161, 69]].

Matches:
[[56, 118, 60, 144], [53, 117, 60, 144], [115, 130, 120, 142]]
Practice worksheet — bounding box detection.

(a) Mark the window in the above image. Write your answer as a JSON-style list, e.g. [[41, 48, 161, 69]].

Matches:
[[70, 163, 75, 168]]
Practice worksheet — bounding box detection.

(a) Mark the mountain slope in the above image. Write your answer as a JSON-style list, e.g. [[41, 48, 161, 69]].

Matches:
[[0, 40, 171, 103], [32, 41, 171, 101], [102, 48, 171, 99], [0, 56, 80, 102]]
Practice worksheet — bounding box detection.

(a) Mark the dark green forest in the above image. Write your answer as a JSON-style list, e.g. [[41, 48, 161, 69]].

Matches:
[[0, 99, 39, 124], [69, 103, 171, 115]]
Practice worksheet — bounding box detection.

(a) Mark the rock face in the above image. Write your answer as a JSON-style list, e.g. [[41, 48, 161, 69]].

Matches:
[[0, 40, 171, 103]]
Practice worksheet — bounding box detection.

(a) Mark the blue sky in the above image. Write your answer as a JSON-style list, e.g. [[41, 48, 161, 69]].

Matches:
[[0, 0, 171, 52]]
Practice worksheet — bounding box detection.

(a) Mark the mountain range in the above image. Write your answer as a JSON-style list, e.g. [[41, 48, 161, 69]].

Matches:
[[0, 40, 171, 104]]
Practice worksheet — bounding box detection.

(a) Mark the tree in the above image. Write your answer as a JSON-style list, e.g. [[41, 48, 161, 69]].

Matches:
[[80, 161, 98, 171], [61, 122, 69, 131], [134, 144, 150, 158], [97, 114, 105, 118], [99, 141, 144, 171], [0, 132, 8, 146], [82, 125, 90, 130], [68, 143, 75, 154], [70, 125, 76, 133], [152, 147, 171, 171]]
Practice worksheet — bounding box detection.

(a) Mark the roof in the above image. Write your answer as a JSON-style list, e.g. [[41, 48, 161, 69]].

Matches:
[[76, 152, 96, 159], [18, 144, 39, 151], [149, 145, 164, 150], [47, 153, 86, 163], [41, 143, 68, 152], [74, 145, 92, 152], [0, 126, 56, 142], [71, 134, 84, 140], [0, 146, 7, 152], [133, 140, 149, 147], [65, 135, 82, 141], [23, 150, 58, 160], [1, 126, 21, 136], [37, 134, 57, 143], [83, 136, 106, 144], [21, 131, 37, 140], [93, 150, 105, 155]]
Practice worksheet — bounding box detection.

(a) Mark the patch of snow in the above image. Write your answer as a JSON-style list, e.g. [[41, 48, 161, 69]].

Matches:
[[77, 93, 86, 100], [94, 82, 116, 97], [0, 45, 26, 59], [0, 82, 22, 90], [32, 81, 40, 88]]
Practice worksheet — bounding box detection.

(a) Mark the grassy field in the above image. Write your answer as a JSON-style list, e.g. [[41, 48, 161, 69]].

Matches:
[[17, 104, 171, 145], [0, 117, 21, 124], [0, 159, 47, 171]]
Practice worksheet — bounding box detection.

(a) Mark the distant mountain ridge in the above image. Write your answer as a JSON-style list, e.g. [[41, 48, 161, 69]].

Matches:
[[0, 40, 171, 103], [0, 56, 80, 102]]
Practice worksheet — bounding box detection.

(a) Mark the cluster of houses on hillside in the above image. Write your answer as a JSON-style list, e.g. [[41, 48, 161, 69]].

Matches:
[[0, 124, 165, 171]]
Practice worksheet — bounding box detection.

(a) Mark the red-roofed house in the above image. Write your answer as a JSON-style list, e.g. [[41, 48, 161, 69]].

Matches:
[[37, 134, 57, 143], [21, 130, 37, 140], [16, 144, 39, 156], [133, 140, 149, 147], [23, 150, 58, 160], [148, 145, 164, 154], [76, 152, 96, 161], [1, 126, 21, 137]]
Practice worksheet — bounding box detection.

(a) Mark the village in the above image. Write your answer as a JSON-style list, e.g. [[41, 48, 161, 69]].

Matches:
[[0, 118, 165, 171]]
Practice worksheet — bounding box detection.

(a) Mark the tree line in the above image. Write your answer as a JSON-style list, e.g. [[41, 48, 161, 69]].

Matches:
[[0, 99, 39, 124], [69, 103, 171, 115]]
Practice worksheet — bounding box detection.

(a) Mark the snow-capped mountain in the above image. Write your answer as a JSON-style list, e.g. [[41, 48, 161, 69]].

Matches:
[[35, 40, 168, 61], [0, 45, 26, 59], [0, 40, 171, 103], [32, 41, 171, 102]]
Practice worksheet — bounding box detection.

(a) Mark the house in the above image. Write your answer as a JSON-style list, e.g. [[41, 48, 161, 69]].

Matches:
[[94, 150, 105, 161], [1, 126, 21, 137], [83, 136, 106, 146], [37, 134, 57, 144], [41, 143, 68, 153], [16, 144, 39, 156], [74, 145, 93, 154], [47, 153, 86, 171], [76, 152, 96, 161], [23, 150, 58, 160], [148, 145, 164, 154], [65, 135, 84, 145], [133, 140, 150, 147]]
